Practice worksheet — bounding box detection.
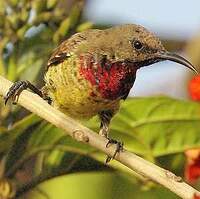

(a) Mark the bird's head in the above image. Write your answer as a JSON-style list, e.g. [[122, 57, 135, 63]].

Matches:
[[99, 24, 198, 74]]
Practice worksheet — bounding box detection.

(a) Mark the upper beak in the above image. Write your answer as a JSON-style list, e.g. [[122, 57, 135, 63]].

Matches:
[[157, 51, 198, 74]]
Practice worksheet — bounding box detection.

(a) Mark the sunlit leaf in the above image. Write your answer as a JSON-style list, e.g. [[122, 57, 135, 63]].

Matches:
[[86, 96, 200, 158]]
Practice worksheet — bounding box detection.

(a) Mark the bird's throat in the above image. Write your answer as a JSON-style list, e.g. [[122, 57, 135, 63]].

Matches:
[[79, 56, 137, 100]]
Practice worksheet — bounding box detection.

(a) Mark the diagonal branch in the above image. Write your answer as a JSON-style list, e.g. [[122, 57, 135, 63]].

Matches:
[[0, 75, 199, 199]]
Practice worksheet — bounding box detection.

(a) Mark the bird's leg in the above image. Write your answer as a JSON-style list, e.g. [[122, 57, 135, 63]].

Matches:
[[4, 80, 51, 105], [99, 110, 112, 138], [99, 110, 123, 163]]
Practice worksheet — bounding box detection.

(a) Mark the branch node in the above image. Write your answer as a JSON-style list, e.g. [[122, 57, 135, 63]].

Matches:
[[72, 130, 89, 143], [165, 170, 182, 182]]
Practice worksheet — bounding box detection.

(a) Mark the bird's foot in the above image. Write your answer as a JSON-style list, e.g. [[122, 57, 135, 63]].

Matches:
[[105, 138, 124, 164], [4, 80, 43, 105], [42, 96, 52, 105], [4, 81, 29, 105]]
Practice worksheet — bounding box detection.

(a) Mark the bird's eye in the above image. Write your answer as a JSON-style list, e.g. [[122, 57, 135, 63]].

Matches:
[[132, 40, 143, 50]]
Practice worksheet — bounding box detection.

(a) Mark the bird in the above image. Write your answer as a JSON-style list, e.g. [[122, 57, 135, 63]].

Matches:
[[4, 24, 198, 162]]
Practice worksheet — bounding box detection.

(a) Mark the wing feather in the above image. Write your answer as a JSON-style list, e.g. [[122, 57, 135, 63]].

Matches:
[[46, 32, 88, 69]]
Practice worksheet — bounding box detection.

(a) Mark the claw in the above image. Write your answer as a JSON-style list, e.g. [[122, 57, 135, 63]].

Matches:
[[4, 81, 28, 105], [4, 80, 44, 105], [105, 138, 124, 163], [4, 96, 9, 105], [105, 156, 112, 164]]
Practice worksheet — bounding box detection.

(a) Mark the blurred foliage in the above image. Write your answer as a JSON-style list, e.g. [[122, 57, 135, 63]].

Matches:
[[0, 0, 200, 199]]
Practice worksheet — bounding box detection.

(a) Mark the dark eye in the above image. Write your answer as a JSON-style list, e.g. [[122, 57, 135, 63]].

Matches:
[[133, 40, 143, 50]]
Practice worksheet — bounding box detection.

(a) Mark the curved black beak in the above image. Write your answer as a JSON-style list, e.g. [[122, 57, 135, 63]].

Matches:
[[157, 51, 198, 74]]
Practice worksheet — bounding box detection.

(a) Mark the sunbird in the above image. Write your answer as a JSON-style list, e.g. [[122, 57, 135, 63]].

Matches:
[[5, 24, 198, 162]]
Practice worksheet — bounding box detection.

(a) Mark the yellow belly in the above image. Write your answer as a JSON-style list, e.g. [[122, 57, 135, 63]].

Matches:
[[44, 59, 120, 119]]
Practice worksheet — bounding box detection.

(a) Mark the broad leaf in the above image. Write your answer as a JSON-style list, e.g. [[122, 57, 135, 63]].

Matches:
[[6, 96, 200, 179], [86, 96, 200, 158]]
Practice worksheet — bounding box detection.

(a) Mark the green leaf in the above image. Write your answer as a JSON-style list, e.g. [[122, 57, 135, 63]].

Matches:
[[46, 0, 58, 9], [7, 96, 200, 181], [26, 122, 95, 157], [0, 57, 6, 76], [4, 121, 105, 177], [27, 172, 178, 199], [0, 114, 41, 154], [18, 52, 43, 82], [7, 55, 17, 81], [53, 18, 71, 42], [32, 0, 47, 14], [26, 96, 200, 174], [76, 22, 93, 32], [68, 2, 83, 26], [26, 124, 96, 174], [86, 96, 200, 158]]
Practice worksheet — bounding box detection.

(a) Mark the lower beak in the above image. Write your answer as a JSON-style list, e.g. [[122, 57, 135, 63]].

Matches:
[[157, 51, 198, 74]]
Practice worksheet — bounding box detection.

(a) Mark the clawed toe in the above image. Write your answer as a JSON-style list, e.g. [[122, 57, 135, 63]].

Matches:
[[4, 81, 29, 105], [105, 138, 124, 163], [4, 80, 45, 105]]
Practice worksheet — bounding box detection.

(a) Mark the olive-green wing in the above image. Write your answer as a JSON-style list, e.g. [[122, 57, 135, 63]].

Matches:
[[46, 32, 89, 69], [46, 29, 103, 70]]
